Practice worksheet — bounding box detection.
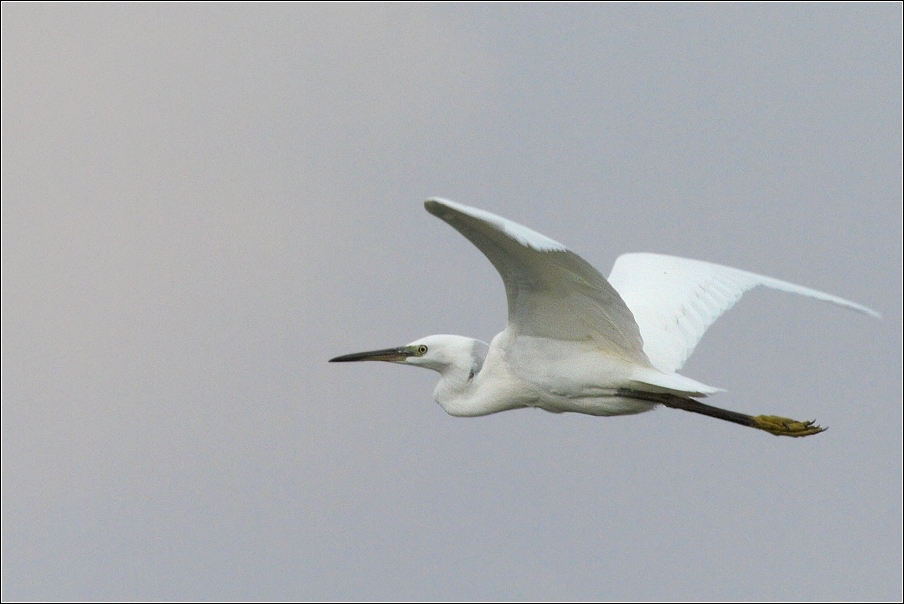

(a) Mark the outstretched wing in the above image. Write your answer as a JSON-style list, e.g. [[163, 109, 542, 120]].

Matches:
[[607, 253, 880, 374], [424, 198, 650, 366]]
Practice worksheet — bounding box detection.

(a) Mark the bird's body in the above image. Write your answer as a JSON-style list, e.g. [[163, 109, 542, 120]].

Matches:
[[331, 198, 879, 436], [428, 332, 684, 417], [404, 333, 652, 418]]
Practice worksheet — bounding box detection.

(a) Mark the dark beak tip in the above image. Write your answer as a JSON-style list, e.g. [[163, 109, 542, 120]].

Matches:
[[328, 355, 355, 363]]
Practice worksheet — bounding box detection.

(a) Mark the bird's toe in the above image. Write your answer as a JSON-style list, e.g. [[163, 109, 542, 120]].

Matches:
[[751, 415, 827, 437]]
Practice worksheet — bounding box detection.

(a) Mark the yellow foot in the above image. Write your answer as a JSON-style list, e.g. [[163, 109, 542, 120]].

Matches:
[[751, 415, 827, 437]]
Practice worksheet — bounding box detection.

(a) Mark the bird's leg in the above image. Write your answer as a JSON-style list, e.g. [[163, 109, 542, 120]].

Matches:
[[617, 389, 826, 437], [668, 399, 827, 437]]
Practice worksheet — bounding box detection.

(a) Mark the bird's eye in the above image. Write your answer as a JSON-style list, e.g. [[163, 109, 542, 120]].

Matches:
[[417, 345, 428, 355]]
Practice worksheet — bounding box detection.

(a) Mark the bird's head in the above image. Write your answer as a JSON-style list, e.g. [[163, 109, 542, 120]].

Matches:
[[330, 334, 487, 377]]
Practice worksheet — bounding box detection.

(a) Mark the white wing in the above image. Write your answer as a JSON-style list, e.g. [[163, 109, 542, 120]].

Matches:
[[424, 198, 650, 366], [608, 253, 881, 374]]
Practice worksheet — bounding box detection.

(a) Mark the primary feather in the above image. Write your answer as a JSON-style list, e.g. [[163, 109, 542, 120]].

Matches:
[[608, 253, 881, 374], [425, 198, 649, 366]]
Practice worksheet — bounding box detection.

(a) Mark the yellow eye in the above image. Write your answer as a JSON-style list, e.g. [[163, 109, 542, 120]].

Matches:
[[417, 345, 428, 355]]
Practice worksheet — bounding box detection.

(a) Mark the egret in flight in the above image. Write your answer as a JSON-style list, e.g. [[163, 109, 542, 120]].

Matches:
[[331, 198, 879, 437]]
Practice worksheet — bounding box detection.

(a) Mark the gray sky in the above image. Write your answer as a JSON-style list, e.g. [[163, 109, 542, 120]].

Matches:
[[2, 4, 901, 600]]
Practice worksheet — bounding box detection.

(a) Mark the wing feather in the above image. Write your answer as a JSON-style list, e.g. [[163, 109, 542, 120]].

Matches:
[[424, 198, 650, 366], [608, 253, 880, 374]]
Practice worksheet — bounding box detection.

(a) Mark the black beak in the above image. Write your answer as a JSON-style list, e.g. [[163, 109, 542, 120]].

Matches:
[[329, 346, 414, 363]]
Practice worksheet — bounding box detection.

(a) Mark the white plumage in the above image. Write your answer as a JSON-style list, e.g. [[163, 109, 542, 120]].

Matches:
[[608, 252, 880, 374], [331, 198, 879, 436]]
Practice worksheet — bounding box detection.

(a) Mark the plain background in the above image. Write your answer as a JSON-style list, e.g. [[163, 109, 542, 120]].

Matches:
[[2, 4, 901, 601]]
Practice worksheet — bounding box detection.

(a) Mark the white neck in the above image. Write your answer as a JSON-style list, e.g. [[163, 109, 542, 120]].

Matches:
[[404, 335, 498, 417]]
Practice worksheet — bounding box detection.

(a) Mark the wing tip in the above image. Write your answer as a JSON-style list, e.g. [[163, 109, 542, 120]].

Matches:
[[423, 197, 568, 253], [858, 305, 882, 320], [424, 197, 448, 216]]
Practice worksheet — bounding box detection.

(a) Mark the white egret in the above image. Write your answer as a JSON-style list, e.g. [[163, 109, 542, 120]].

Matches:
[[331, 198, 880, 437]]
